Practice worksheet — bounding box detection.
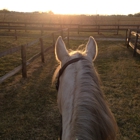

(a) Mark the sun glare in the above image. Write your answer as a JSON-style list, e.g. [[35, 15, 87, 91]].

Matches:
[[0, 0, 140, 15], [38, 0, 98, 15], [0, 0, 102, 15]]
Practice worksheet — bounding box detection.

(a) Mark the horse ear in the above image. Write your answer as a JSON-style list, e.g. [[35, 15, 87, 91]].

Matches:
[[85, 36, 98, 61], [55, 36, 69, 63]]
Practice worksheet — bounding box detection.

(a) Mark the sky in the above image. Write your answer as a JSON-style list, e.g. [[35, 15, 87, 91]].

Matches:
[[0, 0, 140, 15]]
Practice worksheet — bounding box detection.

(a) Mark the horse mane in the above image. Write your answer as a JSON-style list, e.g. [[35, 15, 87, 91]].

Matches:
[[53, 50, 117, 140], [71, 54, 117, 140]]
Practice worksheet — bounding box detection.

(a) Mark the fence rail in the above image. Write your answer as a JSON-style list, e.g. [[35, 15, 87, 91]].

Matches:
[[0, 22, 140, 39], [1, 22, 140, 83], [0, 28, 69, 84]]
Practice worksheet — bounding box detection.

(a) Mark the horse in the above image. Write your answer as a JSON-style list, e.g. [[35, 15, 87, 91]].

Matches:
[[52, 36, 117, 140]]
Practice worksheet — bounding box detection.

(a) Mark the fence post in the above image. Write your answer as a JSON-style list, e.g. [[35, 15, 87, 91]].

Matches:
[[98, 25, 100, 35], [8, 23, 10, 32], [52, 33, 55, 47], [25, 23, 27, 32], [78, 25, 80, 34], [67, 28, 69, 47], [41, 24, 44, 36], [15, 29, 17, 40], [60, 23, 62, 30], [125, 29, 128, 45], [127, 29, 131, 48], [21, 45, 27, 78], [133, 33, 138, 56], [117, 25, 119, 35], [39, 38, 45, 63], [61, 29, 63, 39]]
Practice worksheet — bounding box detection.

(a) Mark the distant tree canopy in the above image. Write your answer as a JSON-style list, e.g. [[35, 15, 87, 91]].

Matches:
[[0, 9, 10, 13], [128, 12, 140, 17], [48, 11, 54, 15], [32, 10, 54, 14], [128, 14, 133, 17], [0, 9, 139, 17], [134, 12, 140, 17]]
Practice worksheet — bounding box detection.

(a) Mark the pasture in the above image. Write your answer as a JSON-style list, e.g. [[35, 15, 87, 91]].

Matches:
[[0, 13, 140, 139], [0, 37, 140, 139]]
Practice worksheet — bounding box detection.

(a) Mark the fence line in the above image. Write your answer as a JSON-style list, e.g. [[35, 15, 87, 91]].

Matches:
[[0, 45, 21, 58], [0, 65, 22, 83], [1, 21, 140, 27], [0, 22, 140, 39], [0, 28, 69, 84], [0, 38, 40, 58], [1, 25, 139, 83]]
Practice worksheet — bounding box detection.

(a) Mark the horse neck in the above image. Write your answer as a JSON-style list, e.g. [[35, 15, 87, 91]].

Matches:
[[70, 60, 103, 139], [60, 59, 117, 140]]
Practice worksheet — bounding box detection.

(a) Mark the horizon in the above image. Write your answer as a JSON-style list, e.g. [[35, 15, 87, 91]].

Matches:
[[0, 9, 136, 16], [0, 0, 140, 16]]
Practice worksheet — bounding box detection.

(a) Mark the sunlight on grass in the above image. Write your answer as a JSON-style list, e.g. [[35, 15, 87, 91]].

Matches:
[[0, 39, 140, 140]]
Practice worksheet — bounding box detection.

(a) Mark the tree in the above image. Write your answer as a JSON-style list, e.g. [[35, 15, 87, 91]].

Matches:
[[48, 11, 54, 15], [128, 14, 133, 17], [134, 12, 140, 17], [0, 9, 10, 13], [0, 9, 10, 21]]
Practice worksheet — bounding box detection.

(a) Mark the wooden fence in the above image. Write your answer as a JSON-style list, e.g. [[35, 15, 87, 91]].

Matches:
[[126, 29, 140, 56], [0, 21, 140, 39], [1, 22, 140, 83], [0, 28, 69, 83]]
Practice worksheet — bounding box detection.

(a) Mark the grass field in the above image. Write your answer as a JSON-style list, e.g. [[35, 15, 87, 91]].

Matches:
[[0, 33, 140, 140], [0, 35, 140, 140], [0, 32, 55, 77]]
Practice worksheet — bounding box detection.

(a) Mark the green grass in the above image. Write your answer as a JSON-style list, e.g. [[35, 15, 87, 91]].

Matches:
[[97, 42, 140, 140], [0, 35, 140, 139], [0, 32, 54, 77], [0, 50, 60, 139]]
